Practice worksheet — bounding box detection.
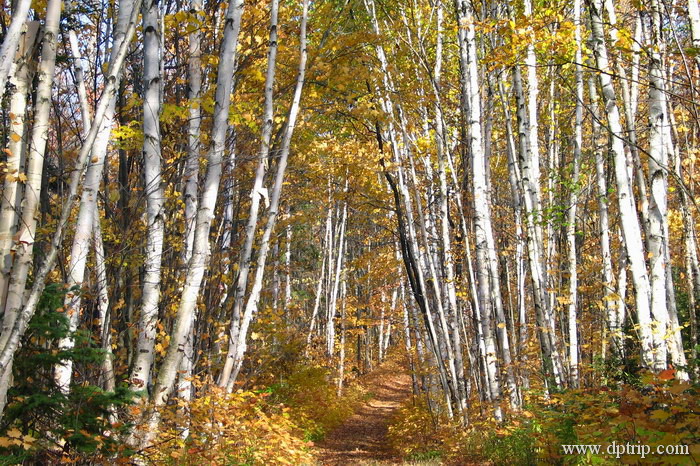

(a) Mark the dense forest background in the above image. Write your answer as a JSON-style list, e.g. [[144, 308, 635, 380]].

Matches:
[[0, 0, 698, 463]]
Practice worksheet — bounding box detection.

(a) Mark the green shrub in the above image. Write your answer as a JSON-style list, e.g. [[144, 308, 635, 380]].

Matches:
[[0, 283, 135, 463]]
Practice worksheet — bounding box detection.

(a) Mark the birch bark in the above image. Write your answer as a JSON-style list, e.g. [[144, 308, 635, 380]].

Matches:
[[130, 0, 165, 392], [588, 0, 657, 369], [0, 0, 32, 98], [150, 0, 245, 411], [184, 0, 203, 264], [2, 0, 62, 391], [567, 0, 584, 388], [0, 23, 38, 311], [218, 0, 279, 387], [0, 0, 141, 417], [221, 0, 309, 389]]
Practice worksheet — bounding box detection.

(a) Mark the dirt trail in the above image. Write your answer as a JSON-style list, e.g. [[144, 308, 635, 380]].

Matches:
[[316, 363, 413, 465]]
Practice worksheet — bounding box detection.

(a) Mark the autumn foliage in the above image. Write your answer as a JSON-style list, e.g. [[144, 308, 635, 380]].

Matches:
[[389, 371, 700, 464], [152, 387, 315, 465]]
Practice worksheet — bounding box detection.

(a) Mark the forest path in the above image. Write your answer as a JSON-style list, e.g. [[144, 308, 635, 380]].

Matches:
[[315, 359, 414, 465]]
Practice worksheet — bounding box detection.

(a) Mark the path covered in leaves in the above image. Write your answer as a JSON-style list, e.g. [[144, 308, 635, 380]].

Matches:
[[316, 362, 413, 465]]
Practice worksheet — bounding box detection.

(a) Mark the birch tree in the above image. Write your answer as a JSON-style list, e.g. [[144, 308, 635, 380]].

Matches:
[[0, 0, 142, 417], [0, 0, 63, 408], [219, 0, 281, 388], [222, 0, 309, 389], [149, 0, 245, 413], [0, 0, 32, 97], [566, 0, 584, 388], [0, 22, 39, 312], [130, 0, 165, 393], [0, 21, 38, 412], [587, 0, 658, 369]]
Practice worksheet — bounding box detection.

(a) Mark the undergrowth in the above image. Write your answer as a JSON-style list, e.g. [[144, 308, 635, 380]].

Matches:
[[0, 284, 136, 464], [388, 371, 700, 465], [267, 363, 367, 443], [151, 362, 366, 464], [151, 386, 315, 465]]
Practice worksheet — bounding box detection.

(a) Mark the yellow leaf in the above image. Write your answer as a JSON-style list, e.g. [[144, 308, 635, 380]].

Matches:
[[668, 381, 690, 395], [9, 133, 21, 143], [7, 428, 21, 439], [650, 409, 671, 421]]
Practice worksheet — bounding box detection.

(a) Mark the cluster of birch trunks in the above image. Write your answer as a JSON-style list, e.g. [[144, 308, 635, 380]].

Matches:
[[0, 0, 698, 445], [371, 0, 699, 423]]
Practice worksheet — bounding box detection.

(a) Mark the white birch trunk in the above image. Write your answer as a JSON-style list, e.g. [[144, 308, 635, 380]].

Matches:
[[0, 0, 32, 98], [588, 0, 657, 369], [2, 0, 62, 385], [222, 0, 309, 389], [0, 0, 142, 417], [130, 0, 165, 393], [378, 297, 386, 362], [0, 22, 38, 312], [337, 280, 347, 396], [0, 23, 37, 411], [383, 289, 395, 358], [567, 0, 584, 388], [183, 0, 203, 264], [523, 0, 542, 207], [647, 0, 672, 370], [284, 223, 292, 310], [0, 42, 47, 424], [218, 0, 279, 387], [149, 0, 244, 415]]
